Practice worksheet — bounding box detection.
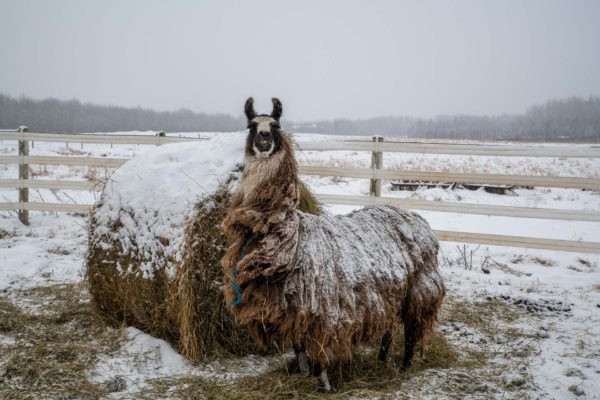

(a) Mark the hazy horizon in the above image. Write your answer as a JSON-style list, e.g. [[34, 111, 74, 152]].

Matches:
[[2, 91, 598, 123], [2, 0, 599, 121]]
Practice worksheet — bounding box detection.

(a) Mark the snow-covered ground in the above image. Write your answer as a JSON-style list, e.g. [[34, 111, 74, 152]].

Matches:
[[1, 132, 599, 399]]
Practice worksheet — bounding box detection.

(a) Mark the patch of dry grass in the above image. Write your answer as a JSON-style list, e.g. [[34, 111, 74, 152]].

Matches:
[[531, 257, 554, 267], [46, 246, 71, 256], [0, 298, 22, 334], [0, 283, 123, 399], [0, 227, 15, 240]]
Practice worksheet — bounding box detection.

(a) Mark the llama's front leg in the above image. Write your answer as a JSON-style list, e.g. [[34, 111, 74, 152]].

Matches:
[[378, 331, 393, 362], [315, 364, 332, 392], [293, 344, 309, 375]]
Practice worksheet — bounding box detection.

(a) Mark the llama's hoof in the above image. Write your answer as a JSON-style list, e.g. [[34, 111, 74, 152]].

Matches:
[[317, 370, 332, 392], [400, 361, 412, 371], [317, 382, 332, 393]]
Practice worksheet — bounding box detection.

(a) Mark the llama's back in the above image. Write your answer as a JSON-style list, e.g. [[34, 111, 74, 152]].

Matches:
[[295, 204, 439, 284], [285, 205, 440, 349]]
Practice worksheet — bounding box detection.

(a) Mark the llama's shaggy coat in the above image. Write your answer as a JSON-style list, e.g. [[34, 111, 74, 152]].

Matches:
[[221, 130, 445, 368]]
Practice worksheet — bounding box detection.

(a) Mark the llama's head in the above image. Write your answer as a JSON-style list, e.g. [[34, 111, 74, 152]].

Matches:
[[244, 97, 283, 158]]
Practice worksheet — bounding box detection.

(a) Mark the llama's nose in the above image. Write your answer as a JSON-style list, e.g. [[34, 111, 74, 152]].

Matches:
[[258, 131, 271, 142]]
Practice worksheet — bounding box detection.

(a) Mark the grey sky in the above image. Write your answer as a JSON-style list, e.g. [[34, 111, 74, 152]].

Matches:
[[1, 0, 599, 120]]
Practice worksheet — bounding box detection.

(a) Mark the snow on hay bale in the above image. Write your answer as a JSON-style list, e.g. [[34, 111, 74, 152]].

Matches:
[[86, 132, 321, 361]]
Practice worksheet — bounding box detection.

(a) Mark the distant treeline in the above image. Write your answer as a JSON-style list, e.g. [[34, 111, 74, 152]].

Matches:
[[0, 94, 244, 133], [292, 97, 600, 141], [1, 93, 599, 141]]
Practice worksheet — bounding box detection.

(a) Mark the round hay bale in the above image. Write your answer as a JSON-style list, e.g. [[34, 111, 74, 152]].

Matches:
[[86, 133, 246, 347], [86, 132, 322, 362]]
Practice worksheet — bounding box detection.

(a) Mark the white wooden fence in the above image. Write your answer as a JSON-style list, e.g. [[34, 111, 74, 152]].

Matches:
[[1, 128, 600, 253]]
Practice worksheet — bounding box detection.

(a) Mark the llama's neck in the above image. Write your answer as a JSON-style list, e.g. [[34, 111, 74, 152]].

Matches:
[[239, 134, 300, 209], [241, 148, 287, 201]]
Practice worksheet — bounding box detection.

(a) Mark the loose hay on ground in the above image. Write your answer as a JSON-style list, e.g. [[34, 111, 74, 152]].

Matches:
[[0, 297, 22, 334], [0, 283, 123, 400], [136, 295, 538, 399], [137, 330, 459, 400]]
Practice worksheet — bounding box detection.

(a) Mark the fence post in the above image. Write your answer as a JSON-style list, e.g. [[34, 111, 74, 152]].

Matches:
[[18, 126, 29, 225], [156, 131, 165, 146], [370, 136, 383, 196]]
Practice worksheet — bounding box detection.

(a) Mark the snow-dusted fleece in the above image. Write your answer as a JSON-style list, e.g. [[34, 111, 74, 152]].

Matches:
[[222, 132, 445, 367]]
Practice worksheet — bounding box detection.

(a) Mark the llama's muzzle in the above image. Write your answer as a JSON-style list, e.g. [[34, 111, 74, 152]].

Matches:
[[254, 131, 274, 154]]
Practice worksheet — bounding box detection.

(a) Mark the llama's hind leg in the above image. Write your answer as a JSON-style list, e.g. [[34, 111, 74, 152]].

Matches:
[[402, 320, 418, 369], [293, 344, 309, 375], [378, 331, 393, 362]]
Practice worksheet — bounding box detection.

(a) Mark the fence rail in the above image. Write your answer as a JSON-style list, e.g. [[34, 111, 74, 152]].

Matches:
[[299, 166, 600, 190], [297, 140, 600, 158], [0, 155, 128, 168], [313, 194, 600, 222], [1, 129, 599, 253], [433, 230, 600, 254]]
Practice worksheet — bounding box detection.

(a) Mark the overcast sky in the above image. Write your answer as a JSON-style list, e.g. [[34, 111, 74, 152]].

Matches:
[[1, 0, 599, 120]]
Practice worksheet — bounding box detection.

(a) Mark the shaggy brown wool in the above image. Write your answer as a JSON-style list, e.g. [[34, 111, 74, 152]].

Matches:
[[221, 131, 445, 371]]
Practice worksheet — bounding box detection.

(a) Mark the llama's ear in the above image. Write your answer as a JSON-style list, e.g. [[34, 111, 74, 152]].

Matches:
[[245, 97, 256, 121], [271, 98, 283, 121]]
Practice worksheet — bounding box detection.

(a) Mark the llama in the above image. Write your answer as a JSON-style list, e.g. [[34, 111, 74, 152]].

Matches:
[[221, 97, 445, 391]]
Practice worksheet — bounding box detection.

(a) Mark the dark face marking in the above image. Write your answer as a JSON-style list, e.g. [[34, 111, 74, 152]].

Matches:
[[243, 97, 284, 158], [247, 115, 281, 157]]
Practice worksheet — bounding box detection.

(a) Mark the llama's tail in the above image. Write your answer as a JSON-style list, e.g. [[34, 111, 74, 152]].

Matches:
[[402, 266, 446, 347]]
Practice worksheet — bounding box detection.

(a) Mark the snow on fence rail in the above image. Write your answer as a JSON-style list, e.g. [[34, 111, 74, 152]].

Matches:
[[0, 130, 200, 145], [1, 129, 600, 253]]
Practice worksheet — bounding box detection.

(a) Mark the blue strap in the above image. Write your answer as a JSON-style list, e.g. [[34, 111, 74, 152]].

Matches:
[[230, 266, 243, 305], [230, 235, 255, 305]]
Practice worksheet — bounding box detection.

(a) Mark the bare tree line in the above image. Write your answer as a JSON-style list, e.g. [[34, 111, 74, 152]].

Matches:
[[1, 93, 599, 141], [0, 94, 244, 133], [292, 97, 600, 141]]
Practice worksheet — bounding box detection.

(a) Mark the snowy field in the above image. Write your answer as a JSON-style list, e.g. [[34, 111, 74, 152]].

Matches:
[[1, 132, 599, 399]]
